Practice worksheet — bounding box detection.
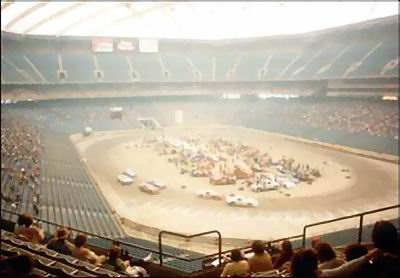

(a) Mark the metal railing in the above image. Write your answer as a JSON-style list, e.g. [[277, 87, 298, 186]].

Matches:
[[158, 230, 221, 267], [301, 204, 399, 248], [2, 204, 399, 272]]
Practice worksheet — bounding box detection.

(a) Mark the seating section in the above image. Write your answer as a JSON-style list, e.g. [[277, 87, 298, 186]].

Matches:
[[1, 230, 121, 277], [1, 33, 397, 84]]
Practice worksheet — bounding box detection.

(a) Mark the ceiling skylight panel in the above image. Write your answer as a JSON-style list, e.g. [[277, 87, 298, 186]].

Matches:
[[62, 2, 119, 36], [31, 3, 89, 35]]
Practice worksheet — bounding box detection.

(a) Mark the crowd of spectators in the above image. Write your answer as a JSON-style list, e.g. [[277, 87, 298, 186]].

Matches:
[[219, 220, 399, 277], [248, 98, 398, 138], [1, 112, 42, 215]]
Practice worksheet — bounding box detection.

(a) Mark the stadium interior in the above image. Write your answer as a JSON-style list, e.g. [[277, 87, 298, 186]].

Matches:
[[1, 2, 399, 278]]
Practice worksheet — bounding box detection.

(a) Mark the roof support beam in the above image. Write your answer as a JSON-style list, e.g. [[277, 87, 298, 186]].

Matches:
[[1, 1, 14, 11], [5, 3, 47, 30]]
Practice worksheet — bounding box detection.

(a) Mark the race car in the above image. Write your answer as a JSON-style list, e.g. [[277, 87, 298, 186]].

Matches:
[[147, 179, 167, 190], [139, 182, 160, 195], [276, 176, 297, 189], [196, 190, 224, 200], [225, 195, 258, 208], [117, 174, 134, 185], [250, 179, 279, 192], [123, 169, 137, 178], [209, 175, 236, 185]]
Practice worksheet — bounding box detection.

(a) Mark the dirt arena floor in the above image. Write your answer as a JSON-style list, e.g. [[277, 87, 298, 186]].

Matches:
[[71, 125, 398, 251]]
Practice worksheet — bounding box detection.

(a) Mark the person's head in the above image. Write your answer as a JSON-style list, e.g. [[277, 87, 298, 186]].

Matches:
[[23, 214, 33, 228], [17, 214, 27, 226], [56, 227, 69, 241], [311, 236, 321, 250], [74, 234, 87, 248], [371, 220, 398, 253], [316, 242, 336, 263], [281, 240, 293, 255], [4, 254, 34, 275], [109, 246, 122, 262], [290, 249, 319, 278], [251, 240, 266, 255], [344, 243, 368, 262], [230, 249, 243, 262]]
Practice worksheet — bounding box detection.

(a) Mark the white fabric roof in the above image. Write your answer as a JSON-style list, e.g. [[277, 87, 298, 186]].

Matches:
[[1, 1, 398, 40]]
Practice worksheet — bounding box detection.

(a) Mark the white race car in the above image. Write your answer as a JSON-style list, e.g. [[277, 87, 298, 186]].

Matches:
[[148, 179, 167, 190], [251, 179, 279, 192], [197, 190, 223, 200], [139, 183, 160, 195], [117, 174, 134, 185], [226, 195, 258, 208], [123, 169, 137, 178], [276, 177, 297, 189]]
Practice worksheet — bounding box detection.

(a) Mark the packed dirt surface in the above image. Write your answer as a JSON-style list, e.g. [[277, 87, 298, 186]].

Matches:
[[71, 126, 398, 249]]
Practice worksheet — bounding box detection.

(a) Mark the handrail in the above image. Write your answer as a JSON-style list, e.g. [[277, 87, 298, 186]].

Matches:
[[158, 230, 222, 267], [301, 204, 399, 248]]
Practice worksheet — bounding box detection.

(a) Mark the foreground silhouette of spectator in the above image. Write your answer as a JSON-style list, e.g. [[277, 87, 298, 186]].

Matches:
[[321, 220, 400, 277], [248, 240, 273, 273], [0, 254, 34, 277], [220, 249, 249, 277], [290, 248, 319, 278], [46, 227, 74, 255]]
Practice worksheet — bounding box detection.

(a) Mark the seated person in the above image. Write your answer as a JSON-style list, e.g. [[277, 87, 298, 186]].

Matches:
[[72, 234, 106, 265], [46, 227, 74, 256], [220, 249, 249, 277], [104, 246, 130, 272], [247, 240, 273, 273], [15, 213, 44, 244], [344, 243, 368, 262], [274, 240, 294, 271], [316, 242, 345, 270], [126, 257, 150, 277], [14, 214, 27, 235]]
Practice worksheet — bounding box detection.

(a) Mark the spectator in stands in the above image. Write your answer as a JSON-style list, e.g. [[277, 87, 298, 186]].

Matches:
[[350, 220, 400, 277], [311, 236, 321, 251], [274, 240, 294, 270], [126, 258, 150, 277], [290, 249, 320, 278], [46, 227, 74, 256], [321, 220, 400, 277], [248, 240, 273, 273], [104, 246, 129, 273], [0, 254, 34, 277], [344, 243, 368, 262], [220, 249, 249, 277], [15, 213, 44, 244], [72, 234, 106, 265], [14, 213, 27, 235], [316, 242, 345, 270]]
